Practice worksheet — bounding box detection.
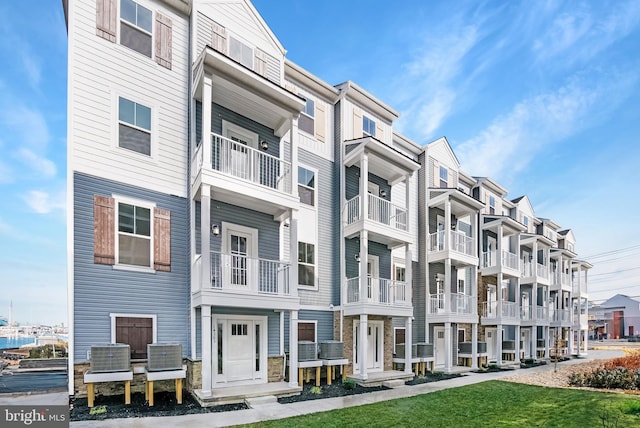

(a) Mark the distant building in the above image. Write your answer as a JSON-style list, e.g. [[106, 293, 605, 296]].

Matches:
[[590, 295, 640, 339]]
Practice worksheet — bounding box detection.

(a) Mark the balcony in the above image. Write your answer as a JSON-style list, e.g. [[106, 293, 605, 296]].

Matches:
[[191, 251, 298, 310], [536, 263, 549, 280], [191, 133, 298, 215], [428, 293, 475, 323], [343, 194, 412, 247], [521, 262, 550, 284], [572, 281, 588, 296], [520, 305, 533, 322], [536, 306, 549, 323], [481, 249, 520, 277], [480, 301, 518, 324], [501, 301, 519, 322], [344, 276, 412, 317], [561, 273, 571, 287], [551, 309, 572, 326], [428, 230, 476, 265]]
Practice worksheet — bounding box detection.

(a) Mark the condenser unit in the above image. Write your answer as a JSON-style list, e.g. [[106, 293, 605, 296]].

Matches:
[[319, 341, 344, 359], [416, 342, 433, 357], [502, 340, 516, 351], [147, 343, 182, 372], [537, 340, 545, 348], [298, 341, 317, 361], [395, 343, 417, 359], [477, 341, 487, 353], [90, 344, 131, 373], [458, 342, 472, 354]]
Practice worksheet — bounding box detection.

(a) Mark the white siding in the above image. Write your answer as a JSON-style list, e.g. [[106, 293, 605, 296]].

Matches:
[[69, 0, 189, 197], [342, 101, 390, 145]]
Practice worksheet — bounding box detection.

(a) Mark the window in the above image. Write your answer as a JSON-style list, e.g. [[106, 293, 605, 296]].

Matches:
[[299, 96, 315, 135], [298, 242, 315, 286], [439, 166, 448, 188], [231, 323, 248, 336], [118, 202, 151, 267], [523, 216, 529, 229], [298, 322, 316, 342], [229, 36, 253, 69], [298, 167, 315, 206], [363, 116, 376, 136], [395, 265, 406, 282], [112, 315, 155, 360], [120, 0, 152, 57], [489, 196, 495, 215], [119, 97, 151, 155]]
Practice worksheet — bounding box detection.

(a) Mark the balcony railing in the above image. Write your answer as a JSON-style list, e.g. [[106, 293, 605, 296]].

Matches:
[[482, 251, 497, 268], [553, 309, 571, 323], [572, 282, 588, 295], [521, 262, 533, 277], [192, 133, 292, 193], [561, 273, 571, 286], [521, 305, 533, 321], [536, 263, 548, 279], [344, 194, 408, 232], [345, 277, 410, 306], [429, 231, 474, 256], [536, 306, 548, 321], [481, 301, 497, 318], [502, 301, 518, 319], [210, 251, 290, 295], [429, 293, 473, 315], [502, 250, 519, 270]]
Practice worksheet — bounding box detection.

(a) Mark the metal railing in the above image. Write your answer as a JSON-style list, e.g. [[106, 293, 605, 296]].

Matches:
[[210, 251, 290, 295], [450, 230, 474, 255], [553, 309, 571, 323], [481, 301, 498, 318], [502, 301, 518, 319], [536, 306, 548, 321], [428, 293, 446, 314], [482, 251, 497, 268], [561, 273, 571, 286], [502, 250, 519, 270], [344, 195, 408, 231], [345, 277, 410, 306], [429, 293, 473, 314], [521, 262, 533, 277], [428, 231, 445, 252]]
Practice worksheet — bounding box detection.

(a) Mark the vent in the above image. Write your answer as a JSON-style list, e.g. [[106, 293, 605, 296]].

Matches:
[[319, 341, 343, 359], [147, 343, 182, 372], [395, 343, 417, 359], [416, 342, 433, 357], [298, 341, 317, 361], [90, 344, 131, 373]]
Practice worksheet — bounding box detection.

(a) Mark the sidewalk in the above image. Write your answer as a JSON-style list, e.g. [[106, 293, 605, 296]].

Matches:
[[67, 349, 623, 428]]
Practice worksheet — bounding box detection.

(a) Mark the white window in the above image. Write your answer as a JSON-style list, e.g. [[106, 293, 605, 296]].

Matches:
[[117, 201, 152, 267], [298, 242, 315, 286], [118, 97, 151, 155], [523, 216, 529, 230], [395, 265, 406, 282], [439, 166, 448, 188], [363, 116, 376, 135], [229, 36, 253, 69], [489, 196, 495, 215], [298, 167, 315, 206], [299, 96, 315, 135], [120, 0, 152, 57]]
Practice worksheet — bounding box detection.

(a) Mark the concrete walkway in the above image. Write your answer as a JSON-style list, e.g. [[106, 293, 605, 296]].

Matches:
[[63, 349, 622, 428]]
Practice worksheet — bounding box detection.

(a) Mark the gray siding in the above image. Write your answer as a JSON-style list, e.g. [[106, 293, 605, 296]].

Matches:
[[345, 238, 391, 279], [284, 310, 335, 351], [298, 149, 337, 307], [73, 172, 190, 362], [345, 166, 391, 201]]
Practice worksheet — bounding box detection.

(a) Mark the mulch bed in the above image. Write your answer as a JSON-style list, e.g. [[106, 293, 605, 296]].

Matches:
[[405, 372, 463, 385], [278, 379, 389, 404], [70, 390, 247, 421]]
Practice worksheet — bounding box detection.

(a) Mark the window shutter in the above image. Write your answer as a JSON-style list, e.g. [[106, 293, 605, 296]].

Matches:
[[315, 102, 326, 142], [155, 12, 172, 70], [375, 121, 384, 141], [352, 107, 363, 139], [254, 48, 267, 76], [94, 195, 115, 265], [96, 0, 117, 43], [153, 208, 171, 271], [116, 317, 153, 359], [211, 21, 227, 55]]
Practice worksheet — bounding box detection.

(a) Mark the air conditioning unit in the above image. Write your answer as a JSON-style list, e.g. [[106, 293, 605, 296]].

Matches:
[[477, 341, 487, 353], [319, 341, 343, 359], [416, 342, 433, 357], [298, 341, 317, 361], [147, 343, 182, 372], [458, 342, 472, 354], [537, 339, 545, 348], [502, 340, 516, 351], [90, 344, 130, 373], [395, 343, 417, 358]]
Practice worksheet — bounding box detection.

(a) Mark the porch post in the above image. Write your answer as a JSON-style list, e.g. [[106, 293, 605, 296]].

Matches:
[[405, 245, 412, 304], [444, 322, 452, 373], [359, 230, 368, 303], [202, 75, 212, 169], [444, 259, 451, 313], [360, 152, 369, 221], [201, 305, 212, 396], [514, 325, 521, 364], [201, 184, 211, 291], [359, 314, 368, 380], [404, 316, 413, 374], [471, 323, 478, 369], [545, 326, 550, 359], [533, 325, 538, 360], [289, 310, 299, 388], [289, 210, 299, 298], [404, 174, 411, 230], [496, 324, 503, 366]]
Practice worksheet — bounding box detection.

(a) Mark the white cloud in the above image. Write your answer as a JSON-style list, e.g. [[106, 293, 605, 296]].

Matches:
[[15, 148, 56, 178], [22, 190, 65, 215], [2, 106, 50, 150]]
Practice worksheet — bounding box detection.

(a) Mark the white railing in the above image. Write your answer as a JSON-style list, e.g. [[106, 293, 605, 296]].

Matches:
[[345, 277, 410, 306], [521, 305, 533, 321], [207, 133, 292, 193], [428, 293, 446, 314], [561, 273, 571, 286], [482, 301, 498, 318], [536, 306, 548, 321], [450, 230, 474, 256], [344, 195, 408, 232], [428, 231, 445, 252], [521, 262, 533, 277], [452, 293, 473, 314], [572, 282, 588, 295], [210, 252, 290, 295], [553, 309, 571, 323], [502, 301, 518, 319], [536, 263, 548, 279], [551, 272, 559, 286], [482, 251, 497, 268], [502, 250, 519, 270]]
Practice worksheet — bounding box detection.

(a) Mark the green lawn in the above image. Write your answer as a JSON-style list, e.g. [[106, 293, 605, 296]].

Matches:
[[238, 381, 640, 428]]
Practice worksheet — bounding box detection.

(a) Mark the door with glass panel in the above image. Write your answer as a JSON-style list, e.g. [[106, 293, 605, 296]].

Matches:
[[229, 232, 250, 288]]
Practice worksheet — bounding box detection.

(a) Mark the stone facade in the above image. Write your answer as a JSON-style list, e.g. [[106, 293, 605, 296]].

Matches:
[[341, 315, 393, 376], [267, 356, 284, 382]]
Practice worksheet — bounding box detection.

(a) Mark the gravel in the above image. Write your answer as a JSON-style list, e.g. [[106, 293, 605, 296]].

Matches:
[[501, 359, 613, 389]]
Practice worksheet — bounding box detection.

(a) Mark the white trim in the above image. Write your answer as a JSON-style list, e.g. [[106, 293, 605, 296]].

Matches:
[[393, 326, 405, 354], [222, 120, 258, 150], [117, 0, 155, 59], [221, 222, 258, 257], [297, 163, 318, 207], [112, 90, 159, 163], [109, 313, 158, 344], [457, 327, 466, 343], [112, 195, 156, 271], [352, 319, 384, 373], [297, 320, 318, 343], [297, 241, 317, 290], [299, 304, 335, 312]]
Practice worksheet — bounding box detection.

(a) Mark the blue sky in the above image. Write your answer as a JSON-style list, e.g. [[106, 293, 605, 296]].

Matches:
[[1, 0, 639, 324]]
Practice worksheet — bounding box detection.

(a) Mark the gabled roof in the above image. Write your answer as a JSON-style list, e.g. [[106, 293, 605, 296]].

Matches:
[[511, 195, 535, 217], [285, 60, 339, 102], [335, 81, 399, 123], [539, 218, 561, 230], [425, 136, 461, 168], [474, 176, 508, 196], [559, 229, 576, 242]]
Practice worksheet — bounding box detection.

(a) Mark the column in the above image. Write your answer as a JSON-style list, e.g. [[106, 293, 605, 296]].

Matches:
[[533, 325, 538, 359], [444, 259, 452, 313], [444, 199, 451, 250], [202, 75, 212, 169], [201, 306, 212, 396], [497, 273, 503, 321], [289, 210, 299, 298], [359, 314, 368, 380], [545, 326, 550, 359], [496, 325, 503, 365], [471, 323, 478, 369], [290, 116, 298, 194], [405, 174, 411, 231], [201, 185, 211, 290], [514, 325, 521, 364], [360, 152, 369, 221], [444, 322, 452, 372], [289, 310, 299, 388], [405, 316, 413, 374], [359, 230, 369, 304], [405, 245, 412, 305]]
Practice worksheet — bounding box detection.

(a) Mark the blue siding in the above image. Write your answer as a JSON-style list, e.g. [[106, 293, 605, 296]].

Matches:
[[73, 172, 190, 362], [345, 166, 391, 201], [283, 310, 335, 350], [345, 238, 391, 279]]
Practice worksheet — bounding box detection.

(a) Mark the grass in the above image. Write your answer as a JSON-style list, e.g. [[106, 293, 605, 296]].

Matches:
[[237, 381, 640, 428]]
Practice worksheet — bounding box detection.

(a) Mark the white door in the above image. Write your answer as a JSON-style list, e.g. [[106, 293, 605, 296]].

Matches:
[[227, 321, 253, 381], [223, 122, 258, 181], [222, 223, 258, 290], [367, 255, 380, 302], [487, 285, 497, 317], [353, 320, 383, 373], [215, 316, 267, 385], [436, 215, 445, 250], [522, 329, 531, 358], [486, 236, 497, 266], [229, 233, 249, 288], [435, 327, 445, 367], [486, 328, 497, 361], [436, 275, 445, 312], [521, 292, 530, 319]]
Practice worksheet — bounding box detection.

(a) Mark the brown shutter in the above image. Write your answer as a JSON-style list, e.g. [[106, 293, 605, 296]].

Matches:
[[96, 0, 117, 43], [254, 48, 267, 76], [94, 195, 115, 265], [211, 21, 227, 54], [153, 208, 171, 271], [116, 317, 153, 359], [352, 107, 363, 139], [298, 322, 315, 342], [315, 102, 326, 142], [155, 12, 172, 70]]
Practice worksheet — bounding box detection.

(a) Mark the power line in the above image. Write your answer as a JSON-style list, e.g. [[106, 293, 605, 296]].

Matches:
[[583, 244, 640, 260], [588, 284, 640, 294], [589, 266, 640, 277]]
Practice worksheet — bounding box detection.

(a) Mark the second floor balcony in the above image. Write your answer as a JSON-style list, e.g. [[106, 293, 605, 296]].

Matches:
[[551, 309, 572, 326], [428, 230, 476, 265], [428, 293, 476, 322], [481, 249, 520, 277], [521, 262, 550, 284], [344, 194, 412, 246], [481, 300, 519, 324], [344, 276, 412, 317]]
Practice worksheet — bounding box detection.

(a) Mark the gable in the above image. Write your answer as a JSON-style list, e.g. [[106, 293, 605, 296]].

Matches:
[[428, 137, 459, 170], [514, 195, 535, 218]]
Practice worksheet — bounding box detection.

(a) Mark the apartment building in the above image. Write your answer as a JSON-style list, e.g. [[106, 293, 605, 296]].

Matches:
[[65, 0, 590, 403]]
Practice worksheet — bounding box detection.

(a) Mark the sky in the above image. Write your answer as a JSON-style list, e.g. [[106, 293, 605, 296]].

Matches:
[[1, 1, 639, 325]]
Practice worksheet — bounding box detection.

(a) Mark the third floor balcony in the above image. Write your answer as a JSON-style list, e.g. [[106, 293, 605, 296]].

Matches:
[[344, 193, 412, 247]]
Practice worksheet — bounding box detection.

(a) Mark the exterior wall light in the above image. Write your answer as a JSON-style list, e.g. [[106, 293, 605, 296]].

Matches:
[[211, 224, 220, 236], [260, 140, 269, 150]]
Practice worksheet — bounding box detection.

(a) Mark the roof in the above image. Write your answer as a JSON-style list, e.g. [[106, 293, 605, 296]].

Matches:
[[335, 80, 399, 123]]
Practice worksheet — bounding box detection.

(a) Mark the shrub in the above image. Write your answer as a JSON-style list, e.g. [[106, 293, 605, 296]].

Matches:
[[603, 353, 640, 371], [310, 386, 322, 395], [569, 367, 640, 390], [342, 378, 357, 390]]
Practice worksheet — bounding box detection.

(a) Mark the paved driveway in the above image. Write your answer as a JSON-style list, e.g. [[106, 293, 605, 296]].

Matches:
[[0, 371, 68, 394]]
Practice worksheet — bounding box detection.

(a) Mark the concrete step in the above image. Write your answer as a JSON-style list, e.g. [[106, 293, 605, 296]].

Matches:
[[245, 395, 278, 407], [382, 379, 407, 388]]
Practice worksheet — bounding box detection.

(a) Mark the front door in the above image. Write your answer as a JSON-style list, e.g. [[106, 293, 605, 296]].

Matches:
[[521, 292, 530, 320], [222, 223, 258, 290], [435, 327, 445, 367], [521, 329, 531, 358], [486, 328, 497, 361], [223, 123, 258, 182], [214, 316, 267, 385], [353, 320, 384, 373], [229, 233, 249, 288]]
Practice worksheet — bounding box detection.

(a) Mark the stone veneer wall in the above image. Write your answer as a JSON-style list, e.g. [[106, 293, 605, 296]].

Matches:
[[340, 314, 393, 376], [267, 356, 284, 382], [478, 273, 497, 341]]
